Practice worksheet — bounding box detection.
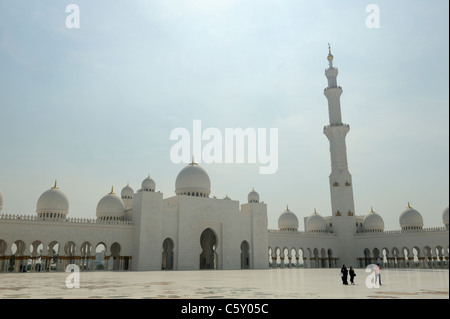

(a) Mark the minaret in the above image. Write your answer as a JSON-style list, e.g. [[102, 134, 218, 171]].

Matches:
[[323, 44, 355, 218]]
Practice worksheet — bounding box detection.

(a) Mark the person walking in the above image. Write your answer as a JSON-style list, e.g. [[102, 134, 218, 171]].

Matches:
[[374, 263, 382, 286], [341, 265, 348, 285], [349, 266, 356, 285]]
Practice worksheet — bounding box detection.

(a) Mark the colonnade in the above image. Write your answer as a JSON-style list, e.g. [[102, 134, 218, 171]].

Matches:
[[268, 247, 339, 269], [0, 254, 132, 272], [358, 255, 449, 269]]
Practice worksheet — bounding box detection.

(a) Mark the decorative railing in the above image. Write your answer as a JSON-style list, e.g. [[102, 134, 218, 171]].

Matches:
[[0, 213, 134, 226], [268, 229, 336, 237], [355, 226, 448, 236], [323, 123, 349, 129]]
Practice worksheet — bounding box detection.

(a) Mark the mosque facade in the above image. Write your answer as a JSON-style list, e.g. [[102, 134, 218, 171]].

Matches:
[[0, 49, 448, 273]]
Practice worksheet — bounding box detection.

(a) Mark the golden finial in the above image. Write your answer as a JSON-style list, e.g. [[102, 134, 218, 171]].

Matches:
[[370, 206, 374, 213], [408, 202, 411, 208], [327, 43, 334, 67], [190, 155, 197, 166], [286, 205, 289, 211], [110, 186, 115, 194], [52, 180, 58, 189]]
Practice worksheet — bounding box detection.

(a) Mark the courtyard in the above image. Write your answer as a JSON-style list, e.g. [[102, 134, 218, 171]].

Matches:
[[0, 268, 448, 299]]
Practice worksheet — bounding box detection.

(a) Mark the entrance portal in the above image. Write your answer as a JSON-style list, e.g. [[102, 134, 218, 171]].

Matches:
[[200, 228, 217, 269], [241, 241, 250, 269], [162, 238, 174, 270]]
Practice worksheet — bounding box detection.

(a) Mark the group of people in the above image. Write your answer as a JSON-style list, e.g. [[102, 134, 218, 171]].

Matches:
[[340, 265, 356, 285], [340, 263, 382, 286]]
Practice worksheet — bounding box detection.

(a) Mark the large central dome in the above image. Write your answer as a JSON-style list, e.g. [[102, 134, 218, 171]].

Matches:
[[175, 160, 211, 197]]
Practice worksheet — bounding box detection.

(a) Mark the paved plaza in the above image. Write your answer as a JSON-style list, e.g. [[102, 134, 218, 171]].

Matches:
[[0, 268, 448, 299]]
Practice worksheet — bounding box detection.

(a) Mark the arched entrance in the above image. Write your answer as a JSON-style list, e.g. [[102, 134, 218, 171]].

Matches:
[[95, 243, 106, 270], [241, 241, 250, 269], [80, 242, 93, 271], [30, 241, 44, 272], [13, 240, 27, 272], [110, 242, 121, 270], [64, 241, 77, 268], [46, 241, 59, 271], [0, 240, 7, 272], [364, 248, 371, 267], [200, 228, 217, 270], [162, 238, 174, 270]]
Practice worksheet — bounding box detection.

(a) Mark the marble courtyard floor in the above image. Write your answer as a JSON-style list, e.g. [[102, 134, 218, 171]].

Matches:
[[0, 268, 448, 299]]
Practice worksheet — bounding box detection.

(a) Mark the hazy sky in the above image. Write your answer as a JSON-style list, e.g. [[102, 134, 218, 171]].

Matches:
[[0, 0, 448, 231]]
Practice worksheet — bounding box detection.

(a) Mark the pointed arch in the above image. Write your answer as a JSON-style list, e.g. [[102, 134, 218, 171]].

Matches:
[[110, 242, 121, 270], [200, 228, 218, 270], [240, 241, 250, 269], [94, 242, 107, 270], [162, 238, 175, 270]]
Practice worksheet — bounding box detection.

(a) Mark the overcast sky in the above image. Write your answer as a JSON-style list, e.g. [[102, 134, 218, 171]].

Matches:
[[0, 0, 448, 230]]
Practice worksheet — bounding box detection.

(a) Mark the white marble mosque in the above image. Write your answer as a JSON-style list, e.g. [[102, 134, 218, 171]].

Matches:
[[0, 47, 448, 273]]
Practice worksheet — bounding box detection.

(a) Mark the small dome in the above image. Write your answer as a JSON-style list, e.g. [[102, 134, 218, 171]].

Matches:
[[306, 209, 327, 233], [442, 205, 449, 228], [121, 184, 134, 211], [278, 206, 299, 232], [175, 160, 211, 197], [96, 187, 125, 220], [399, 203, 423, 230], [248, 188, 260, 203], [36, 181, 69, 218], [121, 184, 134, 199], [362, 207, 384, 232], [0, 189, 3, 211], [224, 194, 231, 200], [141, 175, 156, 192]]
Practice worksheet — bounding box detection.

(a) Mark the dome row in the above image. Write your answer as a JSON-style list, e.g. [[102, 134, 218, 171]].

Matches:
[[26, 162, 264, 220], [33, 177, 157, 221], [277, 204, 449, 233], [276, 207, 330, 233], [3, 161, 448, 229]]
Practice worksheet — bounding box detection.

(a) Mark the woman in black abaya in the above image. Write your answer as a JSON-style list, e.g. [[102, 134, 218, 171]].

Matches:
[[341, 265, 348, 285]]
